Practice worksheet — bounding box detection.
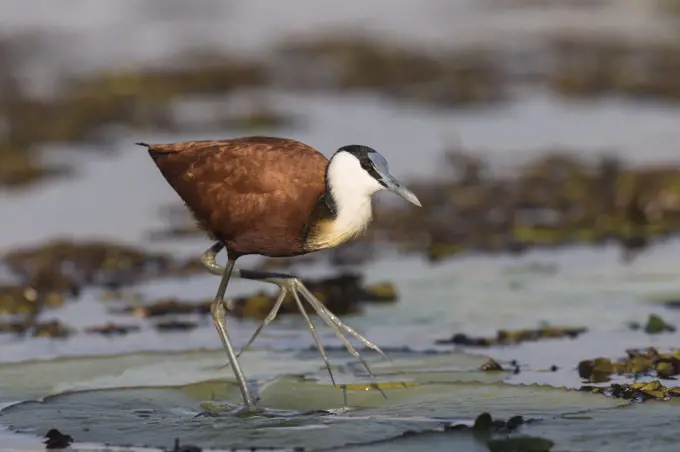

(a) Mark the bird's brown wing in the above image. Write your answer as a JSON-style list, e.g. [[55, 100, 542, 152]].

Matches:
[[145, 137, 329, 257]]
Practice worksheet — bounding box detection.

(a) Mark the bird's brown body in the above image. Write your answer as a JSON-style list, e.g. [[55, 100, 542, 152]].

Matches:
[[145, 136, 334, 258]]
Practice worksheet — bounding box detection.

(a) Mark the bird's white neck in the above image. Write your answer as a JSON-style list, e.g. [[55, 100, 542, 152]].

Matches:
[[308, 151, 383, 250], [326, 179, 374, 243]]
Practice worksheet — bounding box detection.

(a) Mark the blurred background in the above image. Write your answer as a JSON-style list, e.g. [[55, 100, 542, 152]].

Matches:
[[3, 0, 680, 256], [2, 1, 680, 449]]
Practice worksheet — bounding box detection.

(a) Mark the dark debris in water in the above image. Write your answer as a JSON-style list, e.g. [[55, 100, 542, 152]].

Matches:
[[43, 428, 73, 450], [436, 325, 587, 347], [578, 347, 680, 382], [124, 298, 212, 318], [349, 412, 549, 451], [169, 438, 201, 452], [467, 413, 553, 451], [480, 358, 505, 372], [155, 319, 199, 332], [84, 322, 141, 336], [467, 412, 530, 434]]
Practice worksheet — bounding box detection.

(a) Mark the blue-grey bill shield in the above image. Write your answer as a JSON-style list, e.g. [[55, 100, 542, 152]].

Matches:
[[368, 153, 422, 207]]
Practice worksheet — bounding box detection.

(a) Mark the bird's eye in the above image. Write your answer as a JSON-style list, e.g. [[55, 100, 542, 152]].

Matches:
[[361, 161, 372, 171]]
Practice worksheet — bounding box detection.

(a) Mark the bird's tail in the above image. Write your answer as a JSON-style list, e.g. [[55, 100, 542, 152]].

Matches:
[[136, 141, 173, 159]]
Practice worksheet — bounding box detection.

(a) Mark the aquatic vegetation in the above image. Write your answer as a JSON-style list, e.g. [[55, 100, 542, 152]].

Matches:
[[547, 36, 680, 101], [578, 347, 680, 383], [0, 146, 73, 190], [2, 239, 204, 290], [373, 148, 680, 263], [582, 380, 680, 402], [0, 285, 67, 316], [628, 313, 677, 334], [0, 319, 74, 338], [275, 36, 507, 107], [120, 273, 398, 321], [436, 325, 587, 347], [644, 314, 676, 334]]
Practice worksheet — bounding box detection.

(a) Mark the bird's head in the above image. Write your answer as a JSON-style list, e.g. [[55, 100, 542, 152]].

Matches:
[[326, 144, 421, 207]]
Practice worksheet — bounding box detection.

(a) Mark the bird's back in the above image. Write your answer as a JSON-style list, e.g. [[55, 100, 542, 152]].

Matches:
[[142, 137, 329, 257]]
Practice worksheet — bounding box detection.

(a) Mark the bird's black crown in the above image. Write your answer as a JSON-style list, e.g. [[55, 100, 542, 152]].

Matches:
[[338, 144, 377, 157]]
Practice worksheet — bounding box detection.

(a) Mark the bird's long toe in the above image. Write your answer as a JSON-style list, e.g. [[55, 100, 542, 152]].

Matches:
[[296, 281, 390, 362], [293, 279, 388, 398]]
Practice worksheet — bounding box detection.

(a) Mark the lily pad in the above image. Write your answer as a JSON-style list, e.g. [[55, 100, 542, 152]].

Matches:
[[0, 349, 657, 451]]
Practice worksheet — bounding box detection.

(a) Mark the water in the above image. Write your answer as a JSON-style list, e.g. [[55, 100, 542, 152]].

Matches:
[[1, 0, 675, 71], [1, 89, 680, 450], [2, 180, 680, 450], [2, 2, 680, 450]]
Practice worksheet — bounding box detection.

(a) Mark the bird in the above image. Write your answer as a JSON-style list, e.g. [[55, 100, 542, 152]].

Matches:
[[139, 136, 421, 413]]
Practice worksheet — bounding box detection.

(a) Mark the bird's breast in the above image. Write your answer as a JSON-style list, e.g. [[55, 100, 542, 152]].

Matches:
[[304, 200, 373, 251]]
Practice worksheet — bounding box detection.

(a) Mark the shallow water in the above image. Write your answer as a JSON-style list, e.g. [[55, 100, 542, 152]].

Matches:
[[1, 233, 680, 450], [2, 2, 680, 447]]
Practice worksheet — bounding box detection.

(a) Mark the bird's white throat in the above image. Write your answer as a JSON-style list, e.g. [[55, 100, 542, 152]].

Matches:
[[320, 151, 384, 248]]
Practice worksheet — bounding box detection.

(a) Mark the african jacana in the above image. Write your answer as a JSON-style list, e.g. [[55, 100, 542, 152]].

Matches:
[[140, 136, 421, 412]]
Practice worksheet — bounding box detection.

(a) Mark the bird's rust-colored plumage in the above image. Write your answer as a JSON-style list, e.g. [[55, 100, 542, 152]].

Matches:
[[144, 137, 332, 258]]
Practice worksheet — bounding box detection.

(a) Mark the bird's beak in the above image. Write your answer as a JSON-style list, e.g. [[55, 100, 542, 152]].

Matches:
[[381, 173, 422, 207]]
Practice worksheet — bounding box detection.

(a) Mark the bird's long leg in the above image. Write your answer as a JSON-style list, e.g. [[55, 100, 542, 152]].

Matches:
[[235, 288, 287, 359], [206, 246, 256, 412], [200, 243, 389, 384]]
